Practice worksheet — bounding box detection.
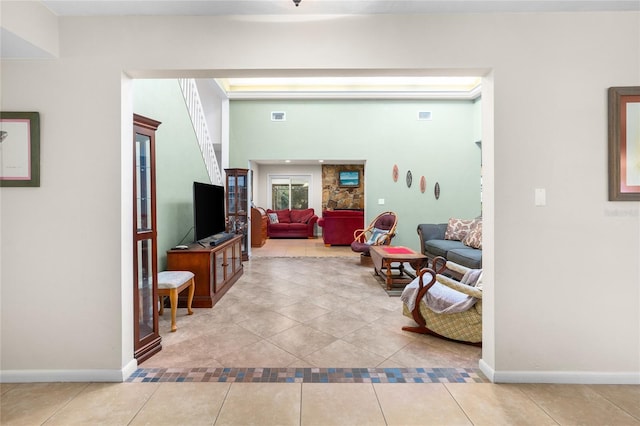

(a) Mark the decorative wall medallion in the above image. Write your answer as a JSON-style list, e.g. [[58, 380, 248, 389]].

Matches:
[[406, 170, 413, 188], [434, 182, 441, 199], [420, 176, 426, 193], [392, 164, 399, 182]]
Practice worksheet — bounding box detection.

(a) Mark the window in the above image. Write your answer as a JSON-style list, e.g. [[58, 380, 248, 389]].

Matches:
[[269, 175, 310, 210]]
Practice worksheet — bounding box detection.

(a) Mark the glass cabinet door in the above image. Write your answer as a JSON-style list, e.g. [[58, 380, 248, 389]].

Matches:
[[136, 238, 155, 340], [225, 168, 249, 261], [136, 133, 152, 233], [228, 175, 237, 214], [133, 114, 162, 362], [232, 239, 242, 271]]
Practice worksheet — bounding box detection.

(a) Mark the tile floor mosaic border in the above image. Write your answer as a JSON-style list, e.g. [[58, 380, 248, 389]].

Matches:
[[127, 367, 488, 383]]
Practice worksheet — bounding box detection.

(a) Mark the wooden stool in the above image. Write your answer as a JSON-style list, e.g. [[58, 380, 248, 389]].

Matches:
[[158, 271, 195, 332]]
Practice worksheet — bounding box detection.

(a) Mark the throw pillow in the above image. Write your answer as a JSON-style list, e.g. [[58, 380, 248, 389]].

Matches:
[[366, 227, 389, 245], [299, 209, 315, 223], [275, 209, 291, 223], [444, 218, 475, 241], [290, 208, 314, 223], [267, 212, 279, 224], [463, 220, 482, 249]]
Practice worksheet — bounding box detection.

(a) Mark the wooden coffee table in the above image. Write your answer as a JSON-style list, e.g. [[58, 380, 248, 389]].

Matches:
[[369, 246, 428, 290]]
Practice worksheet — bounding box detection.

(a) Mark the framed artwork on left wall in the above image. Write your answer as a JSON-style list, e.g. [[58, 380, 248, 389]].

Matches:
[[0, 111, 40, 187], [608, 87, 640, 201]]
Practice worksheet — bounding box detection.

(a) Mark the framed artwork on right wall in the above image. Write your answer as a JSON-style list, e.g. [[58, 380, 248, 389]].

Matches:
[[608, 86, 640, 201]]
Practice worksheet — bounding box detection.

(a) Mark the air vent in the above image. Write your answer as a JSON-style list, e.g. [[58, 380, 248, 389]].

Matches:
[[417, 111, 432, 121], [271, 111, 286, 121]]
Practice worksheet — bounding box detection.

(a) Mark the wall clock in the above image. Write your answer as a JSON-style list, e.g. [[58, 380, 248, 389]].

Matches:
[[406, 170, 412, 188]]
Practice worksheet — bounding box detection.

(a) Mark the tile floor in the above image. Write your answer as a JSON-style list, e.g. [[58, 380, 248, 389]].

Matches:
[[2, 238, 639, 425]]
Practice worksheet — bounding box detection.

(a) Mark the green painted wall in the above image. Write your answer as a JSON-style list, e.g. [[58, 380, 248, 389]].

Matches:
[[133, 79, 210, 269], [230, 99, 481, 250], [473, 97, 482, 144]]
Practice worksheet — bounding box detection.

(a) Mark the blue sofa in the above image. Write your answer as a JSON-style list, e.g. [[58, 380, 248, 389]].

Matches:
[[416, 223, 482, 270]]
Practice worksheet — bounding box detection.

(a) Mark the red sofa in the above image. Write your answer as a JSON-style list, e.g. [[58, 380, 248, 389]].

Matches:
[[317, 209, 365, 246], [266, 208, 318, 238]]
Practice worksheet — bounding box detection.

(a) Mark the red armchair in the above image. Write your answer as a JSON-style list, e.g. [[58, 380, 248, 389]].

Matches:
[[317, 210, 365, 246]]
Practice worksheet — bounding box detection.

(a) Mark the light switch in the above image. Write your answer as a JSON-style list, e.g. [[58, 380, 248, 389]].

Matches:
[[535, 188, 546, 206], [378, 198, 385, 205]]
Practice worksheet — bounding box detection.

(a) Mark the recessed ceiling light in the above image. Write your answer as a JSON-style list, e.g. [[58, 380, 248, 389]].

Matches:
[[285, 160, 291, 163]]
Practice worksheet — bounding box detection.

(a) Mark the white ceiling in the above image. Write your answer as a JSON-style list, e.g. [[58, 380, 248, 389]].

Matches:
[[40, 0, 640, 16]]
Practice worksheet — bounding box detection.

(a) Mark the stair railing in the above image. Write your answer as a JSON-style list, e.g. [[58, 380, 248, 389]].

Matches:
[[178, 78, 223, 185]]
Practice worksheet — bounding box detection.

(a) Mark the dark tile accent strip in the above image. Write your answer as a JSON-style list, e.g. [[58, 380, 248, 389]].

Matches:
[[127, 367, 488, 383]]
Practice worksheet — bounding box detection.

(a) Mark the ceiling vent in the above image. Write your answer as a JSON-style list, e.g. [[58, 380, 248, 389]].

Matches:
[[417, 111, 432, 121], [271, 111, 286, 121]]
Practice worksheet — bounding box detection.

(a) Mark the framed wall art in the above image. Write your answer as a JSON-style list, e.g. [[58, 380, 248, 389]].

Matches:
[[0, 111, 40, 187], [608, 87, 640, 201], [338, 169, 360, 187]]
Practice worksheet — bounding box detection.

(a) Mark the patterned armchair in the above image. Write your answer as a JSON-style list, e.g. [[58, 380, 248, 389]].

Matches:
[[400, 256, 482, 345], [350, 211, 398, 256]]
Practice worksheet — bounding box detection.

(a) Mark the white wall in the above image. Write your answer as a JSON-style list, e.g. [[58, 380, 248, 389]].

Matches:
[[1, 10, 638, 383], [256, 164, 324, 216]]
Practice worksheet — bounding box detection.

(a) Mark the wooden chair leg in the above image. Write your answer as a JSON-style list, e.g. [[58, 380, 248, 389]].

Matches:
[[169, 288, 178, 332], [402, 325, 482, 347], [158, 296, 165, 316], [186, 278, 195, 315]]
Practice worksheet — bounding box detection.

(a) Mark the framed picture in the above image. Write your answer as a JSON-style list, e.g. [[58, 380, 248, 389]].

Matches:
[[338, 169, 360, 187], [0, 112, 40, 187], [608, 87, 640, 201]]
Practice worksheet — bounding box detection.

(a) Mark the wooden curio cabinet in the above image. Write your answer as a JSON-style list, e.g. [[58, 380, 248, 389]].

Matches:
[[133, 114, 162, 363], [225, 168, 249, 260], [251, 207, 267, 247]]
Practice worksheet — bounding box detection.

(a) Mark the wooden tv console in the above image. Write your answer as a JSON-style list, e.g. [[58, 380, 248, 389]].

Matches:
[[166, 235, 243, 308]]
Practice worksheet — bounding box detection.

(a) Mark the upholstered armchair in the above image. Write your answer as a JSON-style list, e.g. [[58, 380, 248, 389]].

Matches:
[[350, 211, 398, 256], [400, 256, 482, 345], [318, 209, 364, 246]]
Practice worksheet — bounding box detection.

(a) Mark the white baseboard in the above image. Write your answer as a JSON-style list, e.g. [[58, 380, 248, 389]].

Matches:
[[0, 359, 138, 383], [480, 360, 640, 384], [479, 359, 495, 382]]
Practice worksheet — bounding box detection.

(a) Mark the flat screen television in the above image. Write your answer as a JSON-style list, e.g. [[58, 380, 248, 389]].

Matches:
[[193, 182, 226, 242]]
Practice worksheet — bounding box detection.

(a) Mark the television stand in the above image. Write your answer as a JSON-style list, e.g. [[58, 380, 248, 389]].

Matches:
[[208, 232, 235, 246], [167, 235, 243, 308]]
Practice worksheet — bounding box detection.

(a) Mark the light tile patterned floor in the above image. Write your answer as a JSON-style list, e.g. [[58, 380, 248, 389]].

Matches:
[[138, 238, 483, 382], [3, 381, 639, 425], [127, 367, 487, 383], [4, 239, 638, 425]]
